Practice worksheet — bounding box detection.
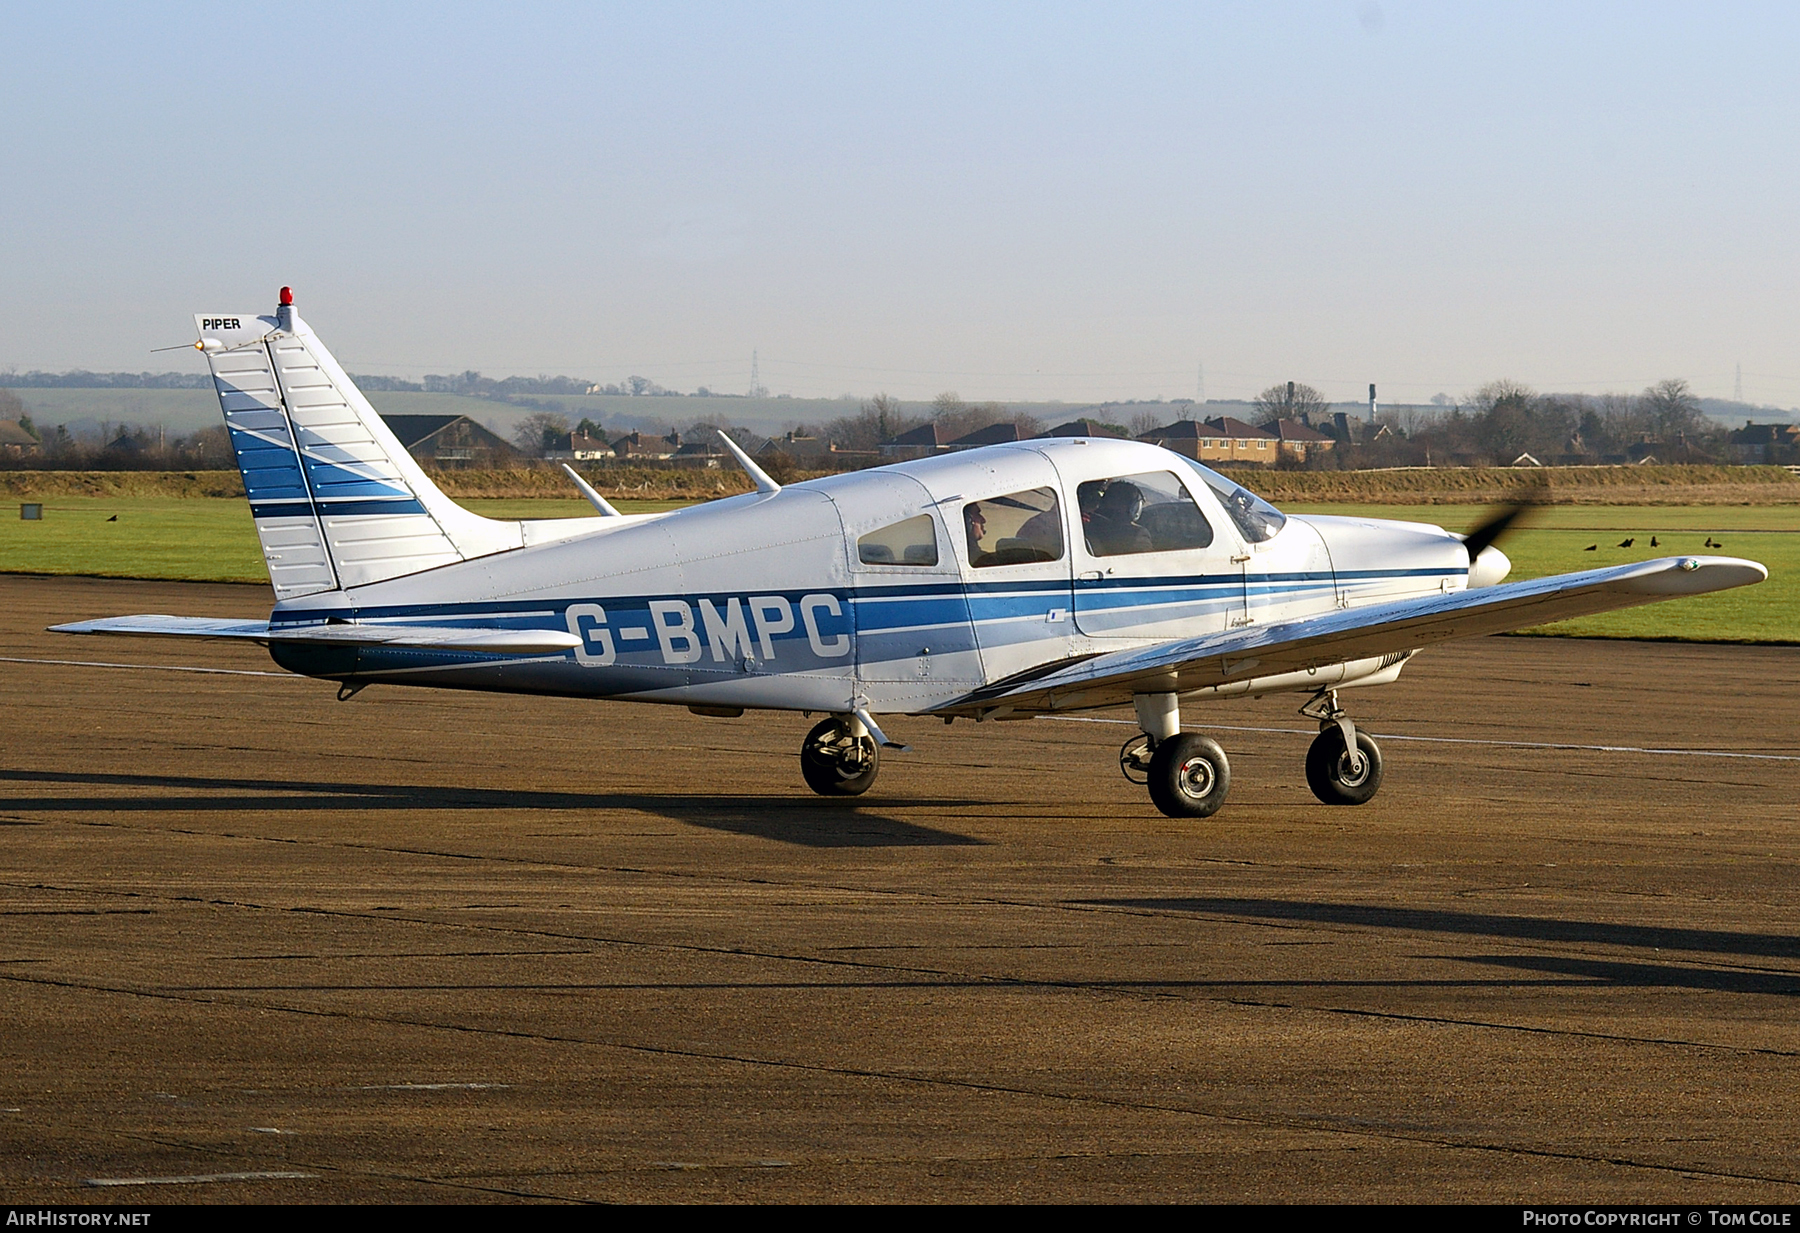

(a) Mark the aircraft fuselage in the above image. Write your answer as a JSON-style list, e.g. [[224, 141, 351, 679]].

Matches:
[[267, 438, 1471, 716]]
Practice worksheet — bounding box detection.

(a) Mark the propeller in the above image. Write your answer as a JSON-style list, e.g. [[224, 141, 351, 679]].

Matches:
[[1459, 484, 1546, 560]]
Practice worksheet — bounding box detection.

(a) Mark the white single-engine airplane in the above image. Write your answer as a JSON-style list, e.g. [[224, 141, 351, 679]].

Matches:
[[56, 291, 1769, 817]]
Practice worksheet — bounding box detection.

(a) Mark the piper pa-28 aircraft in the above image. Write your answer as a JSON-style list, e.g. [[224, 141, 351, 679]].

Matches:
[[56, 291, 1769, 818]]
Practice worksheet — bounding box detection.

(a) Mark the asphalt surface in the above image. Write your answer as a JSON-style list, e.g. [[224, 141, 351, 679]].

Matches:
[[2, 574, 1799, 1204]]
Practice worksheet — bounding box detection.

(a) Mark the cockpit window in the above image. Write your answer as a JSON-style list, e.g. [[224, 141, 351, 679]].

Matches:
[[857, 514, 939, 566], [963, 487, 1063, 567], [1076, 471, 1214, 557], [1176, 458, 1287, 543]]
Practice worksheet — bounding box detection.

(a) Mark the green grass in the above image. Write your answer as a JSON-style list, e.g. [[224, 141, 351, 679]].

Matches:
[[0, 497, 270, 583], [0, 497, 686, 584], [3, 495, 1792, 642], [1284, 503, 1800, 642]]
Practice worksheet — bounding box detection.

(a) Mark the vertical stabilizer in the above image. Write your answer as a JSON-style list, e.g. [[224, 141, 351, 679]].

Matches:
[[195, 290, 538, 597]]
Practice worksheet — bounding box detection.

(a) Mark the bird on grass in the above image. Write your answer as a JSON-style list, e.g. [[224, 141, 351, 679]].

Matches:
[[1617, 537, 1635, 548], [1584, 544, 1598, 551], [1705, 536, 1722, 548], [1650, 536, 1659, 547], [106, 515, 117, 522]]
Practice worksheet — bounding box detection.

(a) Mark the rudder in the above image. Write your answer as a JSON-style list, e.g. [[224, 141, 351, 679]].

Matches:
[[195, 290, 528, 598]]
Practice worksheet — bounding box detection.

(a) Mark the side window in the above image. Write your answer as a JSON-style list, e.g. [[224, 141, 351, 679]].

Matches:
[[963, 487, 1063, 567], [857, 514, 939, 566], [1077, 471, 1214, 557]]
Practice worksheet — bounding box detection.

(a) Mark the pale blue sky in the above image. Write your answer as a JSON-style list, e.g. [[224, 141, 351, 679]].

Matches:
[[3, 2, 1797, 405]]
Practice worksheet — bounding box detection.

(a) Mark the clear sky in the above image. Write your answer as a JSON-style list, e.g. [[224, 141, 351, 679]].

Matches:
[[3, 2, 1797, 406]]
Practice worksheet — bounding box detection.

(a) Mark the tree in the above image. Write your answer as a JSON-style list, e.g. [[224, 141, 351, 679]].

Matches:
[[819, 393, 922, 451], [512, 412, 570, 455], [1253, 381, 1331, 422], [930, 394, 1034, 443], [867, 392, 902, 439], [1128, 409, 1168, 437], [1641, 378, 1705, 438], [179, 424, 234, 469], [1466, 380, 1576, 462]]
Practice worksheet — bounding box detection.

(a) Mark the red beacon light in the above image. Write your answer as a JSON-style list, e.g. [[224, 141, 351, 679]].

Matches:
[[279, 286, 294, 306]]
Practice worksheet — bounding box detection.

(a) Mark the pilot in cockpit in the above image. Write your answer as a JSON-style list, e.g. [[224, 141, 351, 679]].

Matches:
[[1085, 481, 1152, 555]]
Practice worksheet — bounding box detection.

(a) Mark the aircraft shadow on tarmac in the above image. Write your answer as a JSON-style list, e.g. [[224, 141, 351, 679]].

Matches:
[[1089, 897, 1800, 998], [0, 767, 985, 849]]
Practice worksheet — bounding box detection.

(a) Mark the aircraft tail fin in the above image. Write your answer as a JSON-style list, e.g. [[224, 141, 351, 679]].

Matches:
[[195, 290, 531, 598]]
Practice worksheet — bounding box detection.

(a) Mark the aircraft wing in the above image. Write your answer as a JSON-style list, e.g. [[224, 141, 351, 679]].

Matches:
[[51, 615, 581, 655], [933, 555, 1767, 717]]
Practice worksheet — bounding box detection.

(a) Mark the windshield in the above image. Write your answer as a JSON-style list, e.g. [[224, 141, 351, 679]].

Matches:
[[1175, 457, 1287, 543]]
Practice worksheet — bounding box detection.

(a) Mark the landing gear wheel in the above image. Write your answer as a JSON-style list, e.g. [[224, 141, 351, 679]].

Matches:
[[1146, 733, 1231, 819], [800, 717, 880, 797], [1305, 727, 1383, 806]]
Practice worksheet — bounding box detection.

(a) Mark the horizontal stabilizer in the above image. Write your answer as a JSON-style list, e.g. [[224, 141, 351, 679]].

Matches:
[[52, 615, 580, 655], [935, 555, 1768, 716], [53, 615, 275, 640]]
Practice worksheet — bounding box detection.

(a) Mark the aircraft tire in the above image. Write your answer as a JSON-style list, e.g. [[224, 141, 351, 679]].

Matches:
[[1305, 727, 1383, 806], [800, 718, 880, 797], [1146, 733, 1231, 818]]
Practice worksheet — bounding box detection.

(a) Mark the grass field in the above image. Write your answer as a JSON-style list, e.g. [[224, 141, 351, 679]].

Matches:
[[0, 497, 653, 584], [3, 494, 1792, 642]]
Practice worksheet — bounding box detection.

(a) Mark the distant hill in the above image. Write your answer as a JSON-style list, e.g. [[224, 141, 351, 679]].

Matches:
[[1698, 397, 1800, 426]]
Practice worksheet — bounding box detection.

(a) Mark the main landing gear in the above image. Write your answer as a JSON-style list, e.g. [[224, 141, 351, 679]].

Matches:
[[800, 714, 880, 796], [1120, 689, 1384, 818]]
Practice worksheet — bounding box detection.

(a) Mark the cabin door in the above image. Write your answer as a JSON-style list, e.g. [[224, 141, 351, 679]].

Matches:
[[1050, 463, 1238, 644]]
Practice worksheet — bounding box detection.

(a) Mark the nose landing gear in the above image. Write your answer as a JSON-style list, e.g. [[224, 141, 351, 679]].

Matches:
[[1300, 689, 1383, 806]]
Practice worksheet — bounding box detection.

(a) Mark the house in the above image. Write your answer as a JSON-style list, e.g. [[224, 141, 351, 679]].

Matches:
[[378, 414, 520, 469], [1730, 421, 1800, 465], [759, 431, 830, 461], [543, 431, 613, 461], [1038, 419, 1125, 439], [1137, 417, 1276, 466], [1137, 418, 1227, 460], [879, 422, 948, 459], [0, 420, 40, 457], [758, 433, 877, 470], [946, 422, 1022, 450], [610, 430, 681, 461], [1260, 418, 1335, 462], [1205, 418, 1277, 462], [672, 440, 725, 469]]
